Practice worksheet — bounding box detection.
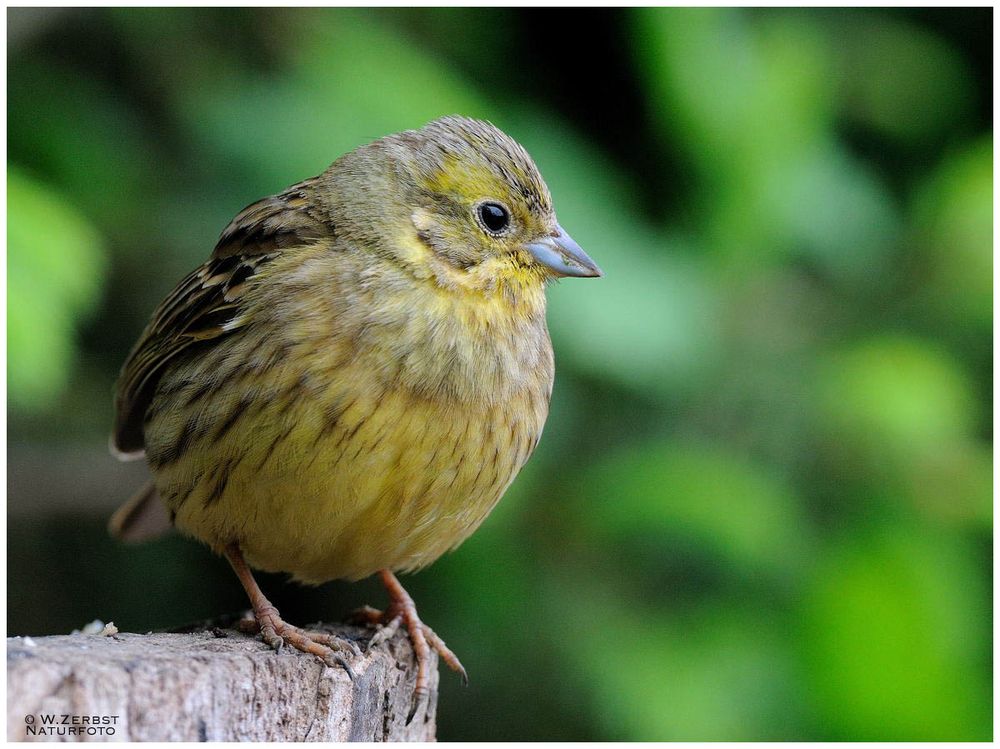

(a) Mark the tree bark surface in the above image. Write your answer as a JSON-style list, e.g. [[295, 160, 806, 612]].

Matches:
[[7, 623, 438, 742]]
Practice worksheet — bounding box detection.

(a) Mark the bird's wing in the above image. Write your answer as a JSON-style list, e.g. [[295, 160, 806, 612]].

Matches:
[[112, 178, 331, 456]]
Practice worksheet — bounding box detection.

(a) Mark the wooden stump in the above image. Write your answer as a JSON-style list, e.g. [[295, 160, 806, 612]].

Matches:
[[7, 622, 438, 741]]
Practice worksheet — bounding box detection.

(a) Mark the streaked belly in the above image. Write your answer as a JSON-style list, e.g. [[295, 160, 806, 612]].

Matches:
[[159, 384, 545, 583]]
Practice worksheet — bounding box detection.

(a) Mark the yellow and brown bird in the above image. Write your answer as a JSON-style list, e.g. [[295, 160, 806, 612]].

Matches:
[[109, 115, 601, 713]]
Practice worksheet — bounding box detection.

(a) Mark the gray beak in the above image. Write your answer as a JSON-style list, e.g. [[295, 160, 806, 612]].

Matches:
[[524, 225, 602, 278]]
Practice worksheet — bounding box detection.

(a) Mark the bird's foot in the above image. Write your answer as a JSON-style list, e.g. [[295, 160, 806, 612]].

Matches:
[[239, 605, 360, 680], [225, 543, 359, 679], [363, 570, 468, 724]]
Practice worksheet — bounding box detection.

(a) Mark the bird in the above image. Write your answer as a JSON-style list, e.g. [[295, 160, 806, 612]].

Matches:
[[108, 115, 602, 717]]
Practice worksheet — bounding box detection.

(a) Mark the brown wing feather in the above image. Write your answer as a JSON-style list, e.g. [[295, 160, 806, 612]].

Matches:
[[112, 178, 332, 456]]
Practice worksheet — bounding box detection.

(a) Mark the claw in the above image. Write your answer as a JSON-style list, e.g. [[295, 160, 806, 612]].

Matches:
[[261, 624, 283, 653], [252, 619, 357, 680], [406, 684, 431, 725], [327, 652, 356, 681], [374, 569, 468, 714], [421, 623, 467, 684], [224, 544, 358, 681]]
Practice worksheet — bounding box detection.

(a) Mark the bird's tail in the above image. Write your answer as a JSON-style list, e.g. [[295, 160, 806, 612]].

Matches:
[[108, 480, 173, 542]]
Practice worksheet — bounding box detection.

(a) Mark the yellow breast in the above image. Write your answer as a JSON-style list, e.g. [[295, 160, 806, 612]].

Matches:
[[144, 244, 553, 582]]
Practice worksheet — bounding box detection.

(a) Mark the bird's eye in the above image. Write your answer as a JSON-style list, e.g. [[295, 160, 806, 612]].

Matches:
[[477, 202, 510, 234]]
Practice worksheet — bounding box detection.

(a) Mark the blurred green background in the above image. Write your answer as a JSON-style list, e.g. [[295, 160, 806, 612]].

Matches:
[[7, 7, 992, 741]]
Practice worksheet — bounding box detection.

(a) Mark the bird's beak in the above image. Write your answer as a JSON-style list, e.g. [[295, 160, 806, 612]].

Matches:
[[524, 225, 602, 278]]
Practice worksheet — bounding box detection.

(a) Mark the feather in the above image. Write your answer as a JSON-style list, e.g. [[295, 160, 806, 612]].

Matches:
[[108, 480, 172, 542], [111, 178, 332, 456]]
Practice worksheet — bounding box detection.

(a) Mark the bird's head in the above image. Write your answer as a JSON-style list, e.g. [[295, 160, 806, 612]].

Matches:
[[324, 116, 601, 295]]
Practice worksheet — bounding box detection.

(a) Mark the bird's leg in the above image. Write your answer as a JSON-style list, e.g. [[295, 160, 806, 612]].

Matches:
[[364, 569, 467, 722], [224, 543, 359, 678]]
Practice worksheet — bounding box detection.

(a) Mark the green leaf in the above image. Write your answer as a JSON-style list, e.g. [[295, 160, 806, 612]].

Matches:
[[546, 577, 801, 740], [633, 8, 898, 280], [831, 12, 975, 144], [8, 167, 107, 411], [7, 57, 154, 233], [815, 335, 978, 460], [798, 529, 990, 739], [575, 440, 806, 574], [912, 138, 993, 331], [174, 10, 492, 192]]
